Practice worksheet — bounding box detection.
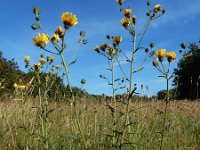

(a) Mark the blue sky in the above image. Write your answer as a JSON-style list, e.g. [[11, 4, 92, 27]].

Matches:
[[0, 0, 200, 96]]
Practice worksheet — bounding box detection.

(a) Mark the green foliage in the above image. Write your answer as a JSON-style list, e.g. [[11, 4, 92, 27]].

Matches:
[[173, 42, 200, 99], [0, 50, 25, 97], [157, 89, 176, 100]]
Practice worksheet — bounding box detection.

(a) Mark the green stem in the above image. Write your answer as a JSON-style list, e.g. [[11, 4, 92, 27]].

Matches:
[[120, 26, 137, 148], [60, 53, 74, 102], [111, 57, 117, 146], [160, 77, 170, 150]]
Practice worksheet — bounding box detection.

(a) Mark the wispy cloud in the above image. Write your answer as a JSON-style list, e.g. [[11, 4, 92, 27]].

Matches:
[[152, 0, 200, 27]]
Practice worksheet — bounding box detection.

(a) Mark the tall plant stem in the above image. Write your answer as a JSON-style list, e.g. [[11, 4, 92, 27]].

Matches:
[[120, 28, 137, 147], [60, 53, 74, 102], [160, 77, 170, 150], [60, 52, 87, 149], [111, 57, 117, 146]]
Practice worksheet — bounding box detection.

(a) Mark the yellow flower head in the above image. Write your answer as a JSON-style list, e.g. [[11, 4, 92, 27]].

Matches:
[[116, 0, 124, 5], [61, 12, 78, 28], [156, 49, 166, 61], [121, 18, 131, 28], [13, 83, 18, 88], [112, 36, 122, 45], [32, 33, 49, 48], [154, 4, 162, 13], [49, 56, 54, 62], [39, 58, 46, 64], [124, 8, 132, 18], [55, 26, 64, 38], [24, 56, 30, 63], [56, 65, 61, 70], [108, 49, 117, 57], [51, 34, 60, 44], [165, 52, 176, 62]]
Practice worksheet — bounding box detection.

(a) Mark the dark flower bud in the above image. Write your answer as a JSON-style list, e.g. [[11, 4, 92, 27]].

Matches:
[[31, 24, 38, 30], [106, 35, 110, 39], [181, 42, 186, 49], [145, 48, 149, 53], [80, 31, 85, 37], [81, 79, 86, 85], [162, 9, 166, 14], [150, 42, 154, 48], [82, 39, 87, 44], [147, 1, 150, 6]]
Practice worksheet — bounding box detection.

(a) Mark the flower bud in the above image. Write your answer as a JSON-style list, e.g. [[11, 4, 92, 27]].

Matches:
[[152, 58, 158, 67], [80, 31, 85, 37], [150, 42, 154, 48], [33, 7, 40, 15], [82, 39, 87, 44], [132, 16, 137, 24], [81, 79, 86, 85], [116, 0, 124, 5], [147, 1, 150, 6], [31, 24, 38, 30], [181, 42, 186, 49]]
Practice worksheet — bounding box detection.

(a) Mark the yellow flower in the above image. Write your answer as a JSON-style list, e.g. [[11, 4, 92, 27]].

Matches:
[[61, 12, 78, 28], [49, 56, 54, 62], [39, 58, 46, 64], [55, 26, 64, 38], [165, 52, 176, 62], [154, 4, 162, 13], [116, 0, 124, 5], [121, 18, 131, 28], [32, 33, 49, 48], [124, 8, 132, 18], [51, 34, 60, 44], [108, 49, 117, 57], [13, 83, 18, 88], [112, 36, 122, 45], [24, 56, 30, 63], [18, 85, 26, 90], [156, 49, 166, 61]]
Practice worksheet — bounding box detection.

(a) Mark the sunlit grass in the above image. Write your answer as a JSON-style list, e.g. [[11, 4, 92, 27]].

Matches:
[[0, 99, 199, 149]]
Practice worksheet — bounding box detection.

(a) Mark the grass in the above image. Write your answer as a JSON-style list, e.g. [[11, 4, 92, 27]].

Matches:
[[0, 99, 200, 150]]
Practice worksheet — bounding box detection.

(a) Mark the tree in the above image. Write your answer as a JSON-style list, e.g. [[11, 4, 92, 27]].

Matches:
[[173, 42, 200, 99], [0, 50, 25, 96]]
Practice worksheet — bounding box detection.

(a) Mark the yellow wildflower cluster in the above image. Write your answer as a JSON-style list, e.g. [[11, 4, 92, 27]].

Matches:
[[32, 33, 49, 48], [156, 49, 176, 63]]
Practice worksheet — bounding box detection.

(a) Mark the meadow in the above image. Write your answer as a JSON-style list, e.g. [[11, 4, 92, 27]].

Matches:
[[1, 0, 200, 149], [0, 99, 200, 149]]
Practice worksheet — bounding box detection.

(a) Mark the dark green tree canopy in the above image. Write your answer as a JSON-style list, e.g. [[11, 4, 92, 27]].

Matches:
[[173, 42, 200, 99]]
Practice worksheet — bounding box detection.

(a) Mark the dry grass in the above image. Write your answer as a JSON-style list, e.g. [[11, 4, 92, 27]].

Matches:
[[0, 99, 200, 149]]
